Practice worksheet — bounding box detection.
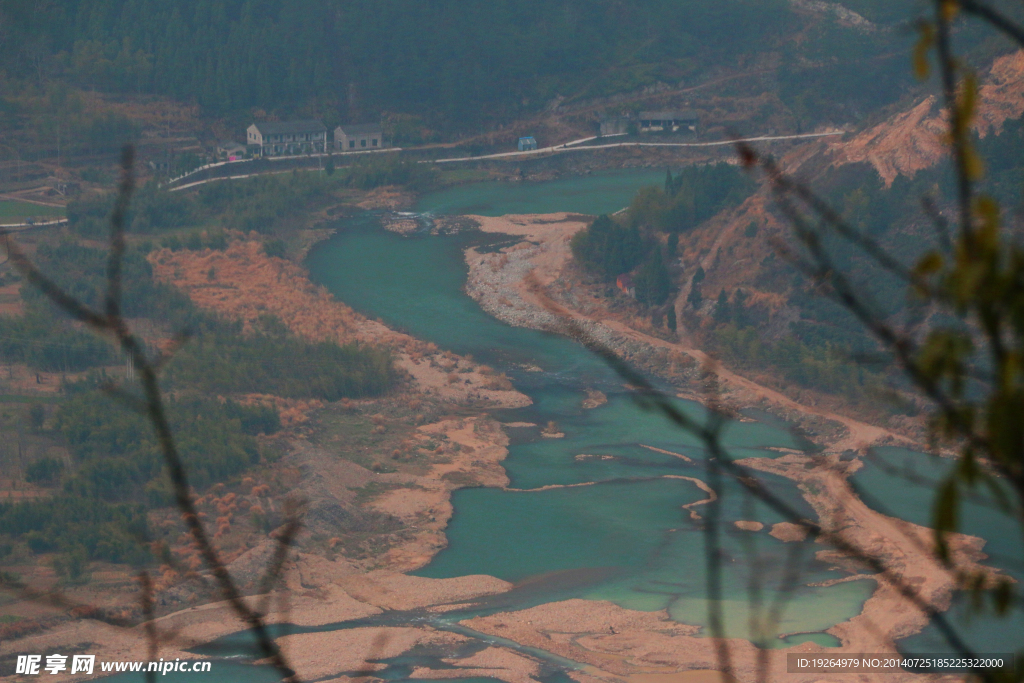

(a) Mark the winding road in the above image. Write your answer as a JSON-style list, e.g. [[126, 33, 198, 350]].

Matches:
[[166, 130, 847, 192]]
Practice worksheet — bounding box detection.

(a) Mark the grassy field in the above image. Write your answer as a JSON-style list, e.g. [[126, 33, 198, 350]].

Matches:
[[0, 200, 65, 222], [437, 168, 494, 185]]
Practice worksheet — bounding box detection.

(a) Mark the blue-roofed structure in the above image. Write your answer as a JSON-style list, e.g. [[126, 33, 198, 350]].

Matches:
[[518, 136, 538, 151]]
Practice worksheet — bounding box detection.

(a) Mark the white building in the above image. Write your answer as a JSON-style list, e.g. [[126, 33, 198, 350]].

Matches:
[[334, 123, 384, 151], [247, 120, 327, 156]]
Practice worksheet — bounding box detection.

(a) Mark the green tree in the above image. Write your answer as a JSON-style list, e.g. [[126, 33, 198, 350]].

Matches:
[[570, 215, 644, 280], [687, 276, 703, 309], [263, 239, 287, 259], [635, 249, 671, 306], [667, 233, 679, 258], [714, 289, 731, 323], [732, 289, 748, 327], [26, 457, 63, 485], [28, 404, 45, 432]]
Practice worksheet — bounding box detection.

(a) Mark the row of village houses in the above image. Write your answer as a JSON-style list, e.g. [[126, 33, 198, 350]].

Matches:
[[219, 110, 702, 159], [217, 120, 386, 158]]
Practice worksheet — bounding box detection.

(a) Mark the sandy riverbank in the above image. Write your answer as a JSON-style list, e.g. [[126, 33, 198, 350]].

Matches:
[[1, 214, 995, 683], [463, 213, 911, 451], [0, 413, 524, 683], [148, 240, 531, 410], [453, 211, 1002, 682], [2, 236, 536, 681]]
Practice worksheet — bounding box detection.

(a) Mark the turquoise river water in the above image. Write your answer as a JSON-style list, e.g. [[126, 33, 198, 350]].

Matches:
[[106, 170, 1018, 680], [307, 174, 874, 642]]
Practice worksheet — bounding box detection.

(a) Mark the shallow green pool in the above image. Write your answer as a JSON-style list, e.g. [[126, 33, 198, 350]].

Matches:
[[415, 168, 666, 217], [851, 447, 1024, 655]]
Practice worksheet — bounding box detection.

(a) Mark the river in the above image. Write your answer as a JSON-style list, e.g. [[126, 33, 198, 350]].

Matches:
[[305, 170, 874, 642], [107, 170, 1016, 680]]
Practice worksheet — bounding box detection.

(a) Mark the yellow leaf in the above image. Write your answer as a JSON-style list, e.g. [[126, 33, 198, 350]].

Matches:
[[913, 21, 935, 80], [941, 0, 960, 22], [916, 251, 944, 275], [960, 71, 978, 127], [964, 143, 985, 181], [974, 195, 1000, 247]]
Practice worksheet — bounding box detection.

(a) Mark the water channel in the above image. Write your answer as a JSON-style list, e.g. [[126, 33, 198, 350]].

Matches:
[[106, 169, 1016, 679]]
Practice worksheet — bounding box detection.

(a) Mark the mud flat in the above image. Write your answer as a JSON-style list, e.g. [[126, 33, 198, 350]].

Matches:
[[366, 416, 513, 572]]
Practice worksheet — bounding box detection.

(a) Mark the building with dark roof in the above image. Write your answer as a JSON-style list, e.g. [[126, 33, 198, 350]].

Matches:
[[246, 119, 327, 156], [638, 111, 699, 134], [335, 123, 384, 151]]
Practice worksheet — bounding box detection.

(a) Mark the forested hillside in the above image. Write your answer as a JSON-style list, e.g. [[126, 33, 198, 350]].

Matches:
[[0, 229, 398, 566], [618, 67, 1024, 417], [0, 0, 966, 133]]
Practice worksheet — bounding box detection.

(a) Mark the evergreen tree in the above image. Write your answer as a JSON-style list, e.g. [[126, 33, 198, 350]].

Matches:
[[732, 288, 749, 327], [687, 280, 703, 309], [635, 249, 671, 306], [714, 289, 731, 323], [0, 0, 809, 122], [628, 164, 756, 234], [666, 305, 677, 333], [570, 214, 644, 280]]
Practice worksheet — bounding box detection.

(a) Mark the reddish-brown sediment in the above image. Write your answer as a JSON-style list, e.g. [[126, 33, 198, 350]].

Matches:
[[365, 416, 513, 572], [828, 50, 1024, 186], [148, 240, 530, 409]]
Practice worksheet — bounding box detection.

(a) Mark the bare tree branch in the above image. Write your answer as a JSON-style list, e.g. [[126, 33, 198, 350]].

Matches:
[[959, 0, 1024, 47], [523, 272, 979, 664], [1, 145, 301, 682]]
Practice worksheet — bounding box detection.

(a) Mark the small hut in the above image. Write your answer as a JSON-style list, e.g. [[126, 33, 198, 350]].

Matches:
[[518, 136, 538, 151], [638, 111, 699, 134]]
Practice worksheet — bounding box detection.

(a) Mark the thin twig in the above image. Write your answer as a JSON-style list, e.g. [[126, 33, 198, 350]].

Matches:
[[524, 272, 978, 662], [1, 145, 300, 682]]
